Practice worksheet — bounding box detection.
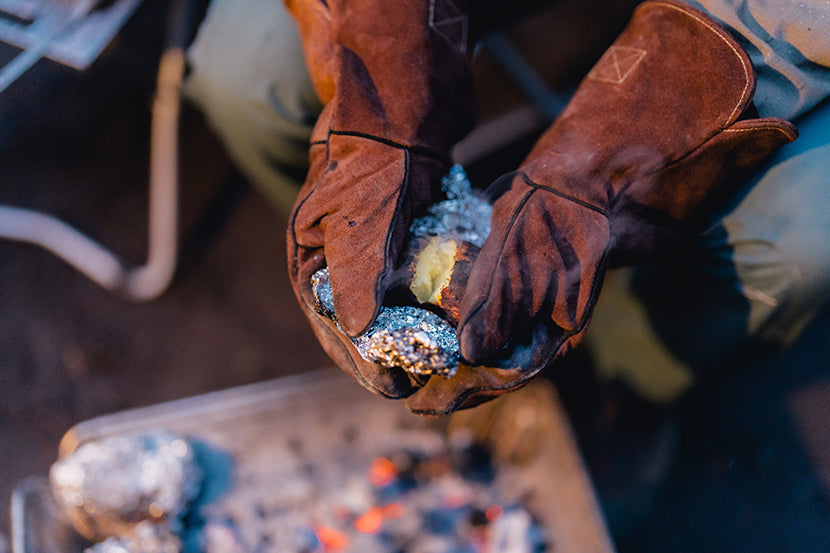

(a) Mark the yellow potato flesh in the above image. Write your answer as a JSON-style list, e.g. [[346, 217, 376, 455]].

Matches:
[[410, 236, 458, 305]]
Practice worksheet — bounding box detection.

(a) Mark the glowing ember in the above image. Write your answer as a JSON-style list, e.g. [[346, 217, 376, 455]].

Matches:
[[486, 504, 504, 522], [50, 409, 548, 553], [354, 506, 384, 534], [315, 525, 350, 551], [383, 503, 404, 519], [368, 457, 399, 487]]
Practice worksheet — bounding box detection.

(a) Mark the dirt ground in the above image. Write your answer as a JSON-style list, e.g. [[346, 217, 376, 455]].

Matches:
[[1, 1, 829, 552]]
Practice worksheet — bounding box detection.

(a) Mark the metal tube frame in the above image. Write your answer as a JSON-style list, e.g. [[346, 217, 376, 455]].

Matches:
[[0, 47, 184, 301]]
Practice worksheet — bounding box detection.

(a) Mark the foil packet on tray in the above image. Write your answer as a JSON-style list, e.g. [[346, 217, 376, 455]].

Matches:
[[48, 431, 202, 553], [311, 165, 492, 378]]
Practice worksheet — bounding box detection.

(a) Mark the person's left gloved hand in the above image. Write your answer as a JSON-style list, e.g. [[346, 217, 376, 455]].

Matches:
[[403, 0, 797, 415], [285, 0, 476, 398]]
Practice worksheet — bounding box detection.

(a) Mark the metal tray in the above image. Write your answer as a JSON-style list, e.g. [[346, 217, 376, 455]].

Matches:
[[12, 369, 614, 553]]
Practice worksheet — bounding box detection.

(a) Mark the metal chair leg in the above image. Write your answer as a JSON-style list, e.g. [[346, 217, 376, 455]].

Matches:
[[0, 46, 184, 301]]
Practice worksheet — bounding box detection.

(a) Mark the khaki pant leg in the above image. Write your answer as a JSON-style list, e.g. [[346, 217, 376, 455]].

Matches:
[[184, 0, 322, 216], [586, 99, 830, 403]]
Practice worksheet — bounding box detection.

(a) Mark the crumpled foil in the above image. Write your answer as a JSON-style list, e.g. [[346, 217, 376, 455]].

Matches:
[[49, 431, 202, 543], [312, 268, 459, 376], [311, 166, 492, 378], [84, 520, 182, 553], [409, 164, 492, 247]]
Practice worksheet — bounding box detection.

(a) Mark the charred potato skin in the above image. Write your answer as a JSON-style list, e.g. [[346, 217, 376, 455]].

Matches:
[[396, 236, 480, 324], [435, 241, 479, 323]]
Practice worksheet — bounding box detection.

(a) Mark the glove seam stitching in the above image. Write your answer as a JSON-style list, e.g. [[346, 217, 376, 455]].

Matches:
[[643, 0, 752, 124], [457, 186, 536, 361], [460, 181, 611, 343], [289, 187, 321, 274], [518, 176, 614, 343], [435, 237, 612, 416], [288, 134, 331, 254], [537, 239, 613, 372], [629, 118, 793, 192], [722, 125, 796, 138], [329, 129, 451, 164], [521, 172, 611, 217], [314, 310, 409, 399], [375, 148, 413, 329], [451, 190, 613, 415]]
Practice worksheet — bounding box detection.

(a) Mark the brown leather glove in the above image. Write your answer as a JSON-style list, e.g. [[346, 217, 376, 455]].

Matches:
[[285, 0, 476, 398], [404, 0, 797, 415]]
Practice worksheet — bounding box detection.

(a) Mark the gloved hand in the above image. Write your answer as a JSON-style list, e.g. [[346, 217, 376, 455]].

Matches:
[[285, 0, 476, 398], [404, 0, 797, 415]]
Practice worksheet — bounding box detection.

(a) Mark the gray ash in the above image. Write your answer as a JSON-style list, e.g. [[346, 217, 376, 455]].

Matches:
[[84, 520, 182, 553], [48, 404, 550, 553], [191, 428, 548, 553]]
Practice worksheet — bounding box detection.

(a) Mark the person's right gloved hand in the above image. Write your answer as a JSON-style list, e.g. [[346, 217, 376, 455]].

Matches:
[[402, 0, 798, 415], [285, 0, 476, 398]]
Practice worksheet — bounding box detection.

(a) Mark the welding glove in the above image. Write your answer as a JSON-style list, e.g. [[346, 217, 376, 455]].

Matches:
[[403, 0, 797, 415], [286, 0, 476, 398]]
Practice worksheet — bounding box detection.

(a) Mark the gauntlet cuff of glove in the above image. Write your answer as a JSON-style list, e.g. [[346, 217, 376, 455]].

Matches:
[[518, 0, 796, 258], [456, 0, 797, 384], [287, 0, 476, 152]]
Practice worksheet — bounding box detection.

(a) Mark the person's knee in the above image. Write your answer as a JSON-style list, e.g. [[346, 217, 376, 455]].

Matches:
[[182, 0, 322, 213], [722, 144, 830, 346], [756, 231, 830, 346], [184, 0, 319, 136]]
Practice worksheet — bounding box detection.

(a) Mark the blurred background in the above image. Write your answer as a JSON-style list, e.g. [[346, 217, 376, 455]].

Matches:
[[0, 0, 829, 551]]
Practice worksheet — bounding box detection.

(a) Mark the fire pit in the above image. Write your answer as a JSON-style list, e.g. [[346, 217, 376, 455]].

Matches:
[[12, 370, 615, 553]]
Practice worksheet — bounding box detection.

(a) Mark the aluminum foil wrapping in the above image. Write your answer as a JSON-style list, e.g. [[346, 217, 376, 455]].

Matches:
[[409, 164, 492, 247], [49, 431, 202, 544], [84, 520, 182, 553], [312, 166, 492, 378], [312, 268, 459, 376]]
